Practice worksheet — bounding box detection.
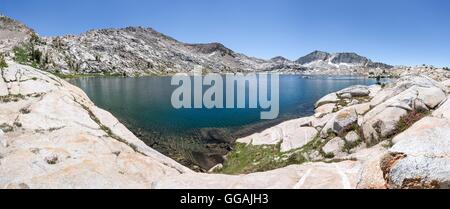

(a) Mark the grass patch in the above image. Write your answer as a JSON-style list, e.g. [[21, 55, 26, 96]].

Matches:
[[0, 54, 8, 69], [217, 143, 287, 174], [337, 99, 348, 107], [342, 140, 362, 153], [19, 108, 31, 114], [218, 136, 331, 174], [0, 94, 25, 103], [0, 123, 14, 132], [217, 143, 309, 174], [13, 43, 44, 69]]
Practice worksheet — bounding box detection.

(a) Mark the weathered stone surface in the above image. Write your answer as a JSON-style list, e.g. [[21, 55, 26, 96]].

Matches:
[[0, 129, 6, 147], [322, 137, 345, 157], [347, 144, 389, 189], [362, 107, 408, 145], [153, 161, 361, 189], [2, 61, 450, 189], [280, 127, 318, 152], [385, 117, 450, 188], [337, 85, 370, 97], [370, 75, 445, 108], [441, 79, 450, 87], [361, 77, 448, 145], [314, 103, 336, 118], [0, 62, 191, 189], [315, 93, 339, 108], [352, 103, 371, 115], [311, 113, 334, 128], [441, 80, 450, 93], [321, 107, 358, 137], [416, 86, 446, 109], [237, 127, 283, 145], [368, 85, 382, 97], [0, 78, 8, 96], [345, 131, 360, 143], [432, 97, 450, 119], [237, 117, 314, 146]]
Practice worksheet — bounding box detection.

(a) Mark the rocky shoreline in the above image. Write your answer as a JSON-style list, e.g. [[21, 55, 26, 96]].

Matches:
[[1, 60, 450, 188], [125, 112, 305, 172]]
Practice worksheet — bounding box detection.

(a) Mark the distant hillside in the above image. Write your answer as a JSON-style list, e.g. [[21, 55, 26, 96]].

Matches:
[[1, 15, 393, 76], [296, 50, 392, 69]]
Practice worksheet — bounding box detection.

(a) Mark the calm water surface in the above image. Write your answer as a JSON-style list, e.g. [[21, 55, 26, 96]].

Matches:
[[69, 75, 380, 169]]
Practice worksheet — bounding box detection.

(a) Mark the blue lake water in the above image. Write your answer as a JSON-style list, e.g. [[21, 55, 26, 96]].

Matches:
[[69, 75, 380, 170]]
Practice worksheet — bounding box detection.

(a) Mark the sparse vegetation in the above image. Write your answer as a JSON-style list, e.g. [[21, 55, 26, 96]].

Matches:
[[13, 122, 22, 128], [0, 123, 14, 133], [0, 94, 25, 103], [337, 99, 348, 107], [0, 54, 8, 69], [217, 135, 334, 174], [13, 43, 44, 68], [342, 140, 362, 153], [217, 143, 288, 174], [395, 110, 429, 133], [19, 108, 31, 114]]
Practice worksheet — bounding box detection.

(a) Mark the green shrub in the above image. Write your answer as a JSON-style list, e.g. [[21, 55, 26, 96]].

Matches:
[[0, 54, 7, 69], [395, 110, 428, 133], [13, 43, 43, 68]]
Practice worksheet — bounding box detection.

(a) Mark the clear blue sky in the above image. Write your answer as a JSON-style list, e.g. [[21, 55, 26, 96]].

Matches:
[[1, 0, 449, 67]]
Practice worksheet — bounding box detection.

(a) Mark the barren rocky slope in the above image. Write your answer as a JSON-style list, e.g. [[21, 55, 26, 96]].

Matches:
[[1, 61, 450, 189], [0, 15, 400, 76], [0, 15, 34, 54]]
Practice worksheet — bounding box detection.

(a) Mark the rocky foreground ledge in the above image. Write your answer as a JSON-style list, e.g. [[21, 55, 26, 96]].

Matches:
[[1, 61, 450, 189]]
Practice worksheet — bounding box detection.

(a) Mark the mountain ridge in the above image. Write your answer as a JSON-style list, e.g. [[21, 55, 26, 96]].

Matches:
[[1, 15, 393, 76], [296, 50, 393, 69]]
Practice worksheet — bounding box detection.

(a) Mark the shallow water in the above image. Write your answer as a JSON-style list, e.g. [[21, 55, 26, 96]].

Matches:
[[69, 75, 380, 170]]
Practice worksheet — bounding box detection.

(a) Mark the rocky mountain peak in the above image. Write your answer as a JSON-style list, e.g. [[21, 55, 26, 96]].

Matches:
[[0, 15, 34, 34], [270, 56, 291, 63], [0, 15, 35, 53], [186, 42, 235, 57], [296, 50, 392, 69], [296, 50, 331, 64], [331, 52, 369, 65], [1, 15, 393, 75]]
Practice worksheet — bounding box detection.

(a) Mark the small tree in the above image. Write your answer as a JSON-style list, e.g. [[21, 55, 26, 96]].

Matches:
[[0, 54, 8, 69]]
